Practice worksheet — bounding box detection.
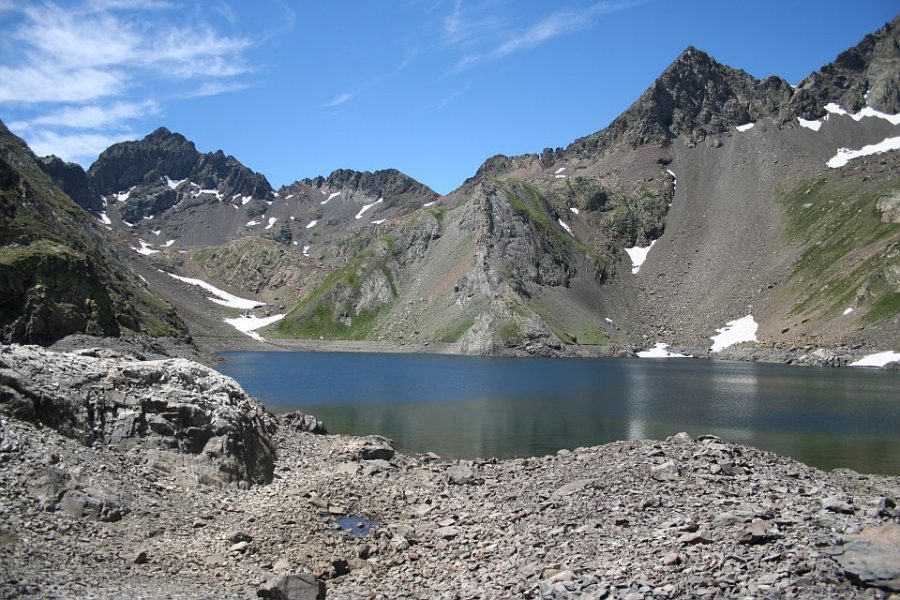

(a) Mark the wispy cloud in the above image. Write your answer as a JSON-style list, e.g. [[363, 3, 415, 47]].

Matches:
[[430, 84, 470, 112], [0, 0, 271, 166], [444, 1, 640, 74], [23, 129, 140, 162], [322, 92, 354, 108]]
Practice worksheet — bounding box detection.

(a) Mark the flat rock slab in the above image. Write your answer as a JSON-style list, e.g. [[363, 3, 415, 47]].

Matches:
[[835, 524, 900, 591], [257, 573, 325, 600]]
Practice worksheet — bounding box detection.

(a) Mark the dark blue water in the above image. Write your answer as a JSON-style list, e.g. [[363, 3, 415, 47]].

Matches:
[[218, 351, 900, 474]]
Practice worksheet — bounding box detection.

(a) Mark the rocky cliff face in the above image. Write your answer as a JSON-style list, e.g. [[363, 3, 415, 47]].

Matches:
[[790, 15, 900, 117], [0, 344, 277, 485], [37, 155, 100, 212], [0, 121, 187, 345]]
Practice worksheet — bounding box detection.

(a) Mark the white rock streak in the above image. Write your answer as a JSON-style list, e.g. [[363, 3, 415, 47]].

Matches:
[[709, 315, 758, 352], [355, 198, 383, 220], [849, 351, 900, 368], [826, 136, 900, 168], [166, 273, 263, 310], [625, 240, 656, 274]]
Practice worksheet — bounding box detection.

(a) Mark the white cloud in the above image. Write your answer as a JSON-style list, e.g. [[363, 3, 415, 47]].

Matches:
[[446, 1, 640, 74], [0, 66, 124, 104], [15, 128, 136, 164], [24, 100, 160, 130], [0, 0, 269, 165], [322, 92, 354, 108]]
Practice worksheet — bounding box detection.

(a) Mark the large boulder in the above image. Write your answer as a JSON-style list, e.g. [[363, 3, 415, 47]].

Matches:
[[0, 344, 276, 486]]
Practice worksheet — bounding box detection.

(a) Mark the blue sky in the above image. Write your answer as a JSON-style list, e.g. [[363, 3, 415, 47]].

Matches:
[[0, 1, 897, 194]]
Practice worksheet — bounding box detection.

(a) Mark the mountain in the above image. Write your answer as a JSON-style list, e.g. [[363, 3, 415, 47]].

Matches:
[[0, 121, 187, 345], [4, 17, 898, 357], [274, 17, 900, 355]]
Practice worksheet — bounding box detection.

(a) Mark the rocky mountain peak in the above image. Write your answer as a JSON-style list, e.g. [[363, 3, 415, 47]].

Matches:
[[567, 46, 794, 156], [790, 15, 900, 117], [301, 168, 438, 203]]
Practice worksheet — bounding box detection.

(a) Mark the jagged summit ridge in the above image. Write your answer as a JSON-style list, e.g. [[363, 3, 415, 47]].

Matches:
[[568, 45, 794, 156], [298, 167, 439, 203]]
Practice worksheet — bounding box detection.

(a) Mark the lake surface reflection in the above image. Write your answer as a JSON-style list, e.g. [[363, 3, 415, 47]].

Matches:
[[218, 352, 900, 474]]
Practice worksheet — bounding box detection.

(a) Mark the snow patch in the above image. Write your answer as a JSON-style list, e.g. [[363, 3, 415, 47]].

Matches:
[[625, 240, 656, 274], [167, 273, 264, 310], [163, 240, 175, 247], [223, 313, 285, 342], [554, 167, 566, 174], [143, 215, 154, 220], [709, 315, 758, 352], [569, 207, 579, 214], [152, 230, 161, 236], [558, 218, 574, 237], [321, 191, 341, 205], [423, 201, 436, 208], [286, 194, 295, 200], [114, 186, 136, 202], [302, 245, 310, 257], [637, 343, 691, 358], [554, 174, 566, 179], [371, 219, 386, 225], [798, 118, 823, 131], [193, 188, 223, 201], [164, 176, 187, 190], [735, 123, 755, 132], [604, 317, 613, 324], [98, 212, 112, 225], [241, 195, 252, 205], [843, 307, 854, 316], [355, 197, 383, 220], [849, 351, 900, 368], [122, 220, 134, 228], [246, 220, 260, 227], [130, 240, 158, 256], [306, 219, 317, 229], [265, 217, 277, 230], [825, 102, 900, 125], [826, 136, 900, 168]]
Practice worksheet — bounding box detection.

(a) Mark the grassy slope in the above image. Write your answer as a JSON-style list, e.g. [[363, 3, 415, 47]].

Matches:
[[779, 172, 900, 325]]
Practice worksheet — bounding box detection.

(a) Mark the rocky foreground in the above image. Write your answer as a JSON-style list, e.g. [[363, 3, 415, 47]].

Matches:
[[1, 345, 899, 599]]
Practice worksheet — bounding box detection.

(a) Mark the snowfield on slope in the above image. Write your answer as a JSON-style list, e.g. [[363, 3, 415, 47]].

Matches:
[[848, 351, 900, 368], [710, 315, 758, 352], [826, 136, 900, 168], [223, 314, 285, 342], [625, 240, 656, 274], [167, 273, 263, 310], [636, 343, 691, 358]]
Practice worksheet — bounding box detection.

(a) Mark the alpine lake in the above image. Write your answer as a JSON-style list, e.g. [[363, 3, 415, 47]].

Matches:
[[217, 351, 900, 475]]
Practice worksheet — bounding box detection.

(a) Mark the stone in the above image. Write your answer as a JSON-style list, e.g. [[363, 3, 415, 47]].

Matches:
[[677, 531, 713, 545], [650, 461, 680, 481], [835, 524, 900, 591], [434, 526, 461, 539], [230, 541, 251, 553], [823, 495, 855, 514], [257, 573, 325, 599], [662, 553, 681, 565], [447, 464, 475, 485], [738, 520, 778, 545], [354, 437, 395, 461]]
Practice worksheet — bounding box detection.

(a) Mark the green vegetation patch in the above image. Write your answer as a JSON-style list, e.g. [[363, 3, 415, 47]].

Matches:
[[778, 175, 900, 322], [278, 251, 398, 340]]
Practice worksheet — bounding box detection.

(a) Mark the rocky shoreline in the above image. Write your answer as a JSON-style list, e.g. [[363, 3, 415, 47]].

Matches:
[[1, 343, 900, 599]]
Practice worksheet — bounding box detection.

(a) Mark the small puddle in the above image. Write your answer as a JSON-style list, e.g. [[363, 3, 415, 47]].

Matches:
[[322, 514, 380, 537]]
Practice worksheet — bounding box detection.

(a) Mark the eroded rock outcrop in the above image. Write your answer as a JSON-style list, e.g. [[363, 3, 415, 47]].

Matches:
[[0, 344, 276, 486]]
